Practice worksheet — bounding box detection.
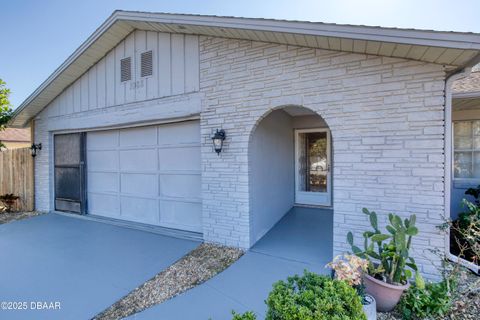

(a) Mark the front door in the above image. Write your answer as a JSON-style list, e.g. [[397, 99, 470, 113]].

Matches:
[[54, 133, 86, 214], [295, 128, 331, 206]]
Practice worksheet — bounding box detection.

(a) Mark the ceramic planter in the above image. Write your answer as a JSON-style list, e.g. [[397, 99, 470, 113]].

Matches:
[[362, 294, 377, 320], [363, 273, 409, 312]]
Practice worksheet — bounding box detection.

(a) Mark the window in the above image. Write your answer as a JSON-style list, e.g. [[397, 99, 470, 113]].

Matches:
[[453, 120, 480, 179]]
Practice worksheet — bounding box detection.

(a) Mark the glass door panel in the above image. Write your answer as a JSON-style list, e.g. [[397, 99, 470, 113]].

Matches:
[[295, 129, 331, 206]]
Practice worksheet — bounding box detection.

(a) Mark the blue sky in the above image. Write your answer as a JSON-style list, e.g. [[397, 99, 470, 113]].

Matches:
[[2, 0, 480, 109]]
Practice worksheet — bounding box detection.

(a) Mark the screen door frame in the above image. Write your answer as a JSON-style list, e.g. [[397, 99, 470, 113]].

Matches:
[[54, 132, 87, 214]]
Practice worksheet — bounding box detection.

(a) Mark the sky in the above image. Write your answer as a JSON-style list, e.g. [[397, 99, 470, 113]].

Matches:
[[1, 0, 480, 110]]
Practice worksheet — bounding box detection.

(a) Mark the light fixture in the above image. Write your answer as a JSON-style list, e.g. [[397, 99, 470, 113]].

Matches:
[[211, 129, 226, 155], [30, 143, 42, 157]]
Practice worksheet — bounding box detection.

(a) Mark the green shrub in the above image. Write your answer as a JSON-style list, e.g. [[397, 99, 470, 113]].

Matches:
[[459, 186, 480, 229], [0, 193, 19, 213], [231, 310, 257, 320], [451, 199, 480, 265], [399, 279, 456, 320], [265, 270, 366, 320]]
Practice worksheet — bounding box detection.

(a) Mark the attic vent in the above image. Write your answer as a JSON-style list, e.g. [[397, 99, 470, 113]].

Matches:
[[120, 57, 132, 82], [141, 51, 153, 77]]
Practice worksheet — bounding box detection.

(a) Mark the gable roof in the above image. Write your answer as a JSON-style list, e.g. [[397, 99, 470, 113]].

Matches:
[[0, 128, 31, 142], [10, 10, 480, 127]]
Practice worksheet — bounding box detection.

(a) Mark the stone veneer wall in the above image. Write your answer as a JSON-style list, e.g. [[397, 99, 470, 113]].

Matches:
[[199, 36, 446, 279]]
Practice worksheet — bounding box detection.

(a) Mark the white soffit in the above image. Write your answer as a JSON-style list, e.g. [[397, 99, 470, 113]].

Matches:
[[11, 10, 480, 127]]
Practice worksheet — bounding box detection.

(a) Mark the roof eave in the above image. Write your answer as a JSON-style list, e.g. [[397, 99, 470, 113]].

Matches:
[[9, 11, 480, 128]]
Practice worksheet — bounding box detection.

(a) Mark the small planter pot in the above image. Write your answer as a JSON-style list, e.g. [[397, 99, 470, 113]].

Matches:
[[362, 294, 377, 320], [363, 273, 409, 312]]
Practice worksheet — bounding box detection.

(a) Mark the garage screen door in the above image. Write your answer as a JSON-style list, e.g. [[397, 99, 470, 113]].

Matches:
[[86, 121, 202, 233]]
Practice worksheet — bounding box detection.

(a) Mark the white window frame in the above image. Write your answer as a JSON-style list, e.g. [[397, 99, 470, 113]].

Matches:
[[452, 119, 480, 184], [294, 128, 332, 207]]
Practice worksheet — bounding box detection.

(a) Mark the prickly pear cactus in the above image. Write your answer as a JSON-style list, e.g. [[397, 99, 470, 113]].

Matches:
[[347, 208, 419, 285]]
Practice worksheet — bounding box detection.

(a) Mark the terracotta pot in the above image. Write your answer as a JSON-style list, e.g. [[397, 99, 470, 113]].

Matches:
[[363, 273, 409, 312]]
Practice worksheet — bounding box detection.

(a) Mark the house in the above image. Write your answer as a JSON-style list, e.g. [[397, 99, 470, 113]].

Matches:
[[451, 65, 480, 223], [0, 128, 30, 150], [9, 11, 480, 279]]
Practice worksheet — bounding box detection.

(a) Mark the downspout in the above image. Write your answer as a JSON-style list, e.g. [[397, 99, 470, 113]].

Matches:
[[444, 67, 480, 274]]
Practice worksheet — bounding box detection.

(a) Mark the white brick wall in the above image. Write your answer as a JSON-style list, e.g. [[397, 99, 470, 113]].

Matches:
[[33, 92, 202, 212], [33, 113, 51, 212], [33, 34, 448, 280], [199, 36, 446, 279]]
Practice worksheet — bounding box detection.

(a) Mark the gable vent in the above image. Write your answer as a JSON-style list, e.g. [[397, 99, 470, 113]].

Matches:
[[120, 57, 132, 82], [140, 51, 153, 77]]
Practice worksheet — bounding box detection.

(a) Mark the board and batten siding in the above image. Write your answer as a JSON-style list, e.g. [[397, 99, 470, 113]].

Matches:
[[46, 30, 199, 117]]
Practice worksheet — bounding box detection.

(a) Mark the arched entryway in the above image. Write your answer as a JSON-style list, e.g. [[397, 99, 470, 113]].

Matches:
[[248, 105, 333, 244]]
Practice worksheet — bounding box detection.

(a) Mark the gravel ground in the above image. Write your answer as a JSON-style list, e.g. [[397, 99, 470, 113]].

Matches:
[[94, 243, 244, 320], [378, 270, 480, 320], [0, 210, 43, 224]]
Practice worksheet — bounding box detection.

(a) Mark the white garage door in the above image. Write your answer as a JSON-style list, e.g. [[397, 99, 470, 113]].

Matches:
[[86, 121, 202, 233]]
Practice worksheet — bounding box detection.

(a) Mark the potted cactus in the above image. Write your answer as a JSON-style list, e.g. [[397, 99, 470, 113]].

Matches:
[[347, 208, 421, 312]]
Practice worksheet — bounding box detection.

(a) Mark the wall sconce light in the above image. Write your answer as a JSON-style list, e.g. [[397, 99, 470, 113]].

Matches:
[[211, 129, 226, 155], [30, 143, 42, 157]]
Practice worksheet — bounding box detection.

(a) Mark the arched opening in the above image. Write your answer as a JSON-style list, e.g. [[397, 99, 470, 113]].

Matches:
[[249, 105, 333, 245]]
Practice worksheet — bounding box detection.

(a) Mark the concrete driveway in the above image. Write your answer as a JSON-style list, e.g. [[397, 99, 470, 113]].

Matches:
[[0, 213, 199, 320], [130, 207, 333, 320]]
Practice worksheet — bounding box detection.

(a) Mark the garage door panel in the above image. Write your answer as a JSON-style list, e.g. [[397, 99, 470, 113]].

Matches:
[[120, 149, 157, 171], [88, 193, 119, 217], [88, 150, 118, 171], [87, 130, 118, 150], [158, 121, 200, 145], [120, 126, 157, 147], [160, 174, 201, 199], [87, 120, 201, 232], [121, 173, 158, 196], [120, 196, 159, 224], [160, 201, 202, 232], [159, 146, 201, 171], [88, 172, 118, 193]]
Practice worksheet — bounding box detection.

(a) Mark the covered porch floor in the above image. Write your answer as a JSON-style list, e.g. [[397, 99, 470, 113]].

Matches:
[[132, 206, 333, 319]]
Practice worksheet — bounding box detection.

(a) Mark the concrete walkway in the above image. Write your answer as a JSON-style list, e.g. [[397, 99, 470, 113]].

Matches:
[[0, 213, 199, 320], [130, 207, 333, 320]]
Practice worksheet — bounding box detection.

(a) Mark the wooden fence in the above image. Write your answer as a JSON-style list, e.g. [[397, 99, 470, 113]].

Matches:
[[0, 148, 34, 211]]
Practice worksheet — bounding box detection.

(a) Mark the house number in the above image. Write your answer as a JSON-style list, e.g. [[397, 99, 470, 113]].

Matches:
[[130, 80, 144, 90]]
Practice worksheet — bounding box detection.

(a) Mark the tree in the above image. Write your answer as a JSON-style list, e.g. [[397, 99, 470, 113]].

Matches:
[[0, 79, 13, 148]]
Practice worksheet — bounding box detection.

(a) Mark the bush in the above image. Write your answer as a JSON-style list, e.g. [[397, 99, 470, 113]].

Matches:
[[399, 279, 456, 320], [451, 199, 480, 265], [0, 193, 19, 213], [265, 271, 366, 320], [459, 186, 480, 229], [231, 311, 256, 320]]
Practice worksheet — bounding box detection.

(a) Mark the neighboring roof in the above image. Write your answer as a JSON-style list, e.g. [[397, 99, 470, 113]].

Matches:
[[0, 128, 31, 142], [452, 70, 480, 95], [452, 64, 480, 109], [10, 10, 480, 127]]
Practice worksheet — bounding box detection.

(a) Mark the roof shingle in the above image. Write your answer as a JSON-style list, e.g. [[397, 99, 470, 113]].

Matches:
[[0, 128, 31, 142]]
